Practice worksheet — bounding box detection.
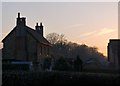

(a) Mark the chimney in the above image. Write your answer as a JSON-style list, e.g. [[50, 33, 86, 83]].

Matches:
[[35, 22, 43, 37], [40, 22, 43, 36], [16, 12, 26, 26], [35, 22, 40, 31]]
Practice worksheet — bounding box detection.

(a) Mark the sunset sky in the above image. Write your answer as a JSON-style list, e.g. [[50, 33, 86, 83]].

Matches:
[[1, 2, 118, 56]]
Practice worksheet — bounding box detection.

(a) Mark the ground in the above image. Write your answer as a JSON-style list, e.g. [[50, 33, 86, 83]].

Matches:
[[2, 70, 120, 86]]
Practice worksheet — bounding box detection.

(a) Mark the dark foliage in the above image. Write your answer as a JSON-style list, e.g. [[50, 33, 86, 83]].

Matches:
[[46, 33, 108, 70], [53, 57, 71, 71], [43, 58, 52, 70], [74, 55, 83, 71], [2, 71, 120, 86]]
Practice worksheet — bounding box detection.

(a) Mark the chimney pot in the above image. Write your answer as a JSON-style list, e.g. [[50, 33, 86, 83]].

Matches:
[[36, 23, 38, 26], [18, 12, 20, 18]]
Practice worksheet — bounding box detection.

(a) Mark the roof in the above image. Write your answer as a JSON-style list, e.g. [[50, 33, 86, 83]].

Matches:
[[26, 26, 51, 46], [2, 26, 17, 42], [2, 25, 51, 46]]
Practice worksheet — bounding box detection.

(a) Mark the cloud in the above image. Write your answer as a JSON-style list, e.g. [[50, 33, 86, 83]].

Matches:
[[79, 28, 116, 38], [97, 28, 116, 36], [80, 31, 97, 37]]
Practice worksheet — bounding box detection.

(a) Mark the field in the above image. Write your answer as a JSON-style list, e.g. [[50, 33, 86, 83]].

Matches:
[[2, 70, 120, 86]]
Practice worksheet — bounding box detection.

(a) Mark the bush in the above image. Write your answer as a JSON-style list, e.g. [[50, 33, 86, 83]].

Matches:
[[53, 57, 71, 71]]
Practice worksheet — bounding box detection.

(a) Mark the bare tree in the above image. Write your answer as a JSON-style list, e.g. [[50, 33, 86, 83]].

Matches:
[[58, 34, 67, 45], [46, 33, 67, 45], [46, 33, 59, 44]]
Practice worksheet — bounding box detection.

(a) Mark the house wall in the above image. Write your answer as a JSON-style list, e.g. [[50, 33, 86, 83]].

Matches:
[[109, 45, 119, 69], [37, 43, 50, 65], [2, 30, 16, 59], [38, 44, 50, 57], [3, 28, 28, 60], [108, 40, 120, 70], [2, 29, 50, 61], [26, 32, 37, 62]]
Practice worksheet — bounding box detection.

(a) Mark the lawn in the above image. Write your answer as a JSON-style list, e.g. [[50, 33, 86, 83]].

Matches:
[[2, 70, 120, 86]]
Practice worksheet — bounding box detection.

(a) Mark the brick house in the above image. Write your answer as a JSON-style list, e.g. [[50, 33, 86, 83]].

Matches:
[[2, 13, 51, 69]]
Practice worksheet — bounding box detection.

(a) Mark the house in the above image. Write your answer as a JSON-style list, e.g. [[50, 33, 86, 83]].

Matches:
[[2, 13, 51, 69], [107, 39, 120, 70]]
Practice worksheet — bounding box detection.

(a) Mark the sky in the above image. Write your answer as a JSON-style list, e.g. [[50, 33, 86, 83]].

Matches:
[[0, 0, 119, 2], [0, 2, 118, 56]]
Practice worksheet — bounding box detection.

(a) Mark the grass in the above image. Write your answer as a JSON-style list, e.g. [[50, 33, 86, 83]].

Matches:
[[2, 70, 120, 86]]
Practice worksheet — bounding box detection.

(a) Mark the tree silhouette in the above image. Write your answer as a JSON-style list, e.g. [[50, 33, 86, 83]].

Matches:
[[53, 57, 70, 71], [46, 33, 108, 70], [74, 55, 83, 71], [46, 33, 67, 45]]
